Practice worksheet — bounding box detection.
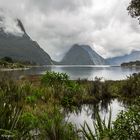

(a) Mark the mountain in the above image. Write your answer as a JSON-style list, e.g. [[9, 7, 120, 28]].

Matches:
[[107, 51, 140, 65], [0, 18, 52, 65], [60, 44, 107, 65]]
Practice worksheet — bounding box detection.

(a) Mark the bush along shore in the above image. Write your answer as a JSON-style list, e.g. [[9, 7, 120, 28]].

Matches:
[[121, 60, 140, 67], [0, 57, 36, 69], [0, 71, 140, 139]]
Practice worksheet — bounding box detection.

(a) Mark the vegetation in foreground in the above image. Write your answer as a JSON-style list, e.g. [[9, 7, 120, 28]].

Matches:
[[0, 71, 140, 139], [81, 101, 140, 140]]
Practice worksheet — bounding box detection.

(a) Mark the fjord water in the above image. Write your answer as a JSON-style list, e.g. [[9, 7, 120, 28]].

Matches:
[[50, 65, 140, 80], [1, 65, 140, 80]]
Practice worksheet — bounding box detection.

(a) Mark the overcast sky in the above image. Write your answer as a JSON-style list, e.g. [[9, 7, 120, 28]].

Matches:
[[0, 0, 140, 60]]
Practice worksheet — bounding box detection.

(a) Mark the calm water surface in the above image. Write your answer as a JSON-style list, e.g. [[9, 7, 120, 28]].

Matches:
[[1, 65, 140, 80], [65, 99, 125, 129]]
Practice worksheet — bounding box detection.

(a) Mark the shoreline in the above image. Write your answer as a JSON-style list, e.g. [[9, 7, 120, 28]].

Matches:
[[0, 67, 30, 71]]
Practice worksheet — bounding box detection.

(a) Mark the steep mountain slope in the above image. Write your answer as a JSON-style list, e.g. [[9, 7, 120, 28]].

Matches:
[[107, 51, 140, 65], [0, 18, 52, 65], [60, 44, 107, 65]]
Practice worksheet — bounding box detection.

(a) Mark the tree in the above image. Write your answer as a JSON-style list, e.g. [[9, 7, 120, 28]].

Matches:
[[127, 0, 140, 23], [1, 57, 13, 63]]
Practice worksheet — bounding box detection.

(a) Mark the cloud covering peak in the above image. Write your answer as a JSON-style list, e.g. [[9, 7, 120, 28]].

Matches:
[[0, 0, 140, 60], [0, 9, 24, 36]]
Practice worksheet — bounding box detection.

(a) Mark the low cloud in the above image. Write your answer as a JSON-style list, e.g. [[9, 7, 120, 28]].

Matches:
[[0, 10, 24, 36], [0, 0, 140, 60]]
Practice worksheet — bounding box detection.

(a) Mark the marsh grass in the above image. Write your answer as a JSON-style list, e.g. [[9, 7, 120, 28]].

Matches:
[[81, 109, 113, 140], [0, 71, 140, 139], [0, 72, 80, 139]]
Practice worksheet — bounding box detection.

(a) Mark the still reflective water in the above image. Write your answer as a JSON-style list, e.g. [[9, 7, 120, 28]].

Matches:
[[65, 99, 125, 129], [1, 65, 140, 80]]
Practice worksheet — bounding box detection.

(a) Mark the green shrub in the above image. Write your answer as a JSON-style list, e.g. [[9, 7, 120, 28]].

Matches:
[[121, 73, 140, 97], [112, 103, 140, 140], [17, 112, 39, 139], [41, 71, 69, 87], [61, 81, 82, 107], [1, 57, 13, 63], [39, 107, 79, 140]]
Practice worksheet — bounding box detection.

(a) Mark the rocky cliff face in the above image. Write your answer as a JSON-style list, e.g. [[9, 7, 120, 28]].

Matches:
[[107, 51, 140, 65], [60, 44, 107, 65], [0, 18, 52, 65]]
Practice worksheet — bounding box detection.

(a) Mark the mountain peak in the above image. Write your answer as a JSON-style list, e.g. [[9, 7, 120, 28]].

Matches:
[[107, 50, 140, 65], [60, 44, 107, 65], [0, 18, 52, 65], [72, 44, 90, 48], [0, 16, 24, 37], [17, 19, 26, 33]]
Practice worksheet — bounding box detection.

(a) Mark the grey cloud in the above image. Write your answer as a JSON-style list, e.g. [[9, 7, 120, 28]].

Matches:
[[0, 0, 140, 60], [0, 10, 24, 36], [28, 0, 92, 13]]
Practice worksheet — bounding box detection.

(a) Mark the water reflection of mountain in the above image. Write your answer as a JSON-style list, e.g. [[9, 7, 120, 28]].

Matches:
[[1, 65, 140, 80], [59, 66, 140, 80], [59, 66, 113, 80], [60, 66, 94, 80], [0, 66, 52, 80]]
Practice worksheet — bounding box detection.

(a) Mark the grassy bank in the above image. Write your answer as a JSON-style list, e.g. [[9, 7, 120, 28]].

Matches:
[[25, 72, 140, 106], [0, 71, 140, 139]]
